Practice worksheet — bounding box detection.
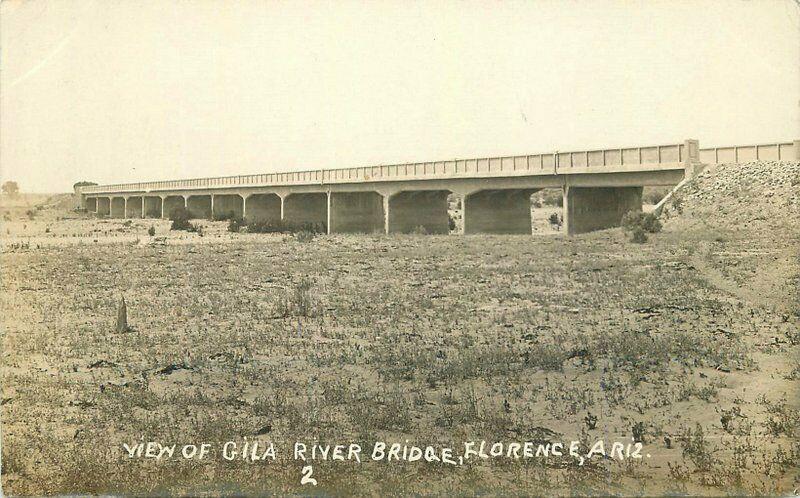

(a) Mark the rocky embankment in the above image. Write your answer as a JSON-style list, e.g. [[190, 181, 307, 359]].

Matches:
[[662, 160, 800, 232]]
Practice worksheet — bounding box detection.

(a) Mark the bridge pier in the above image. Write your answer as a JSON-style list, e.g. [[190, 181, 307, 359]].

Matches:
[[125, 196, 144, 218], [163, 195, 184, 219], [329, 191, 384, 234], [245, 193, 281, 223], [110, 197, 126, 218], [187, 195, 212, 219], [283, 193, 327, 230], [97, 197, 110, 216], [86, 197, 98, 213], [563, 186, 642, 235], [387, 190, 450, 234], [212, 194, 244, 220], [463, 189, 538, 234], [144, 196, 163, 218]]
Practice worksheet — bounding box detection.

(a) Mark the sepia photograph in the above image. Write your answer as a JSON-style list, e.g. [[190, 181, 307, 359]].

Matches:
[[1, 0, 799, 495]]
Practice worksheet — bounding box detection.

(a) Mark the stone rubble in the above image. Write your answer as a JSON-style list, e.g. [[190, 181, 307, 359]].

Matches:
[[664, 160, 800, 231]]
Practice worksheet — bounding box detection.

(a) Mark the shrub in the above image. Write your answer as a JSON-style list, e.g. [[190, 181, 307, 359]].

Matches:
[[246, 219, 326, 235], [227, 217, 243, 233], [548, 212, 562, 229], [213, 210, 238, 222], [294, 230, 316, 243], [274, 277, 318, 317], [630, 226, 648, 243], [147, 226, 156, 236], [541, 189, 563, 207], [169, 207, 193, 231], [622, 211, 661, 242], [448, 214, 457, 232], [410, 225, 428, 235]]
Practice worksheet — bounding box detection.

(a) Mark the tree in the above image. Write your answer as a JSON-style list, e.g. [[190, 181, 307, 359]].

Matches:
[[73, 181, 97, 194], [2, 181, 19, 197]]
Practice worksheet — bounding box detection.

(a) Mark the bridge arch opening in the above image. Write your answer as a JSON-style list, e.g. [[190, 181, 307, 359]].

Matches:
[[462, 188, 540, 234], [283, 193, 327, 231], [125, 196, 143, 218], [144, 196, 163, 218], [110, 197, 126, 218], [245, 193, 281, 223], [187, 195, 212, 219], [163, 196, 185, 219], [329, 191, 384, 234], [97, 197, 111, 216], [86, 197, 97, 213], [387, 190, 451, 234], [212, 194, 244, 220]]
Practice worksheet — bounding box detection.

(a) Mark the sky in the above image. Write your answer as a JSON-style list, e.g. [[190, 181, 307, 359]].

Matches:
[[1, 0, 798, 193]]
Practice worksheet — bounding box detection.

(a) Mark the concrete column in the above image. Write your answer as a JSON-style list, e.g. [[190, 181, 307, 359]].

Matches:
[[387, 190, 450, 234], [329, 191, 384, 234], [463, 189, 537, 234], [563, 186, 642, 235], [684, 138, 703, 177], [383, 195, 390, 234], [326, 192, 332, 235], [242, 194, 250, 220]]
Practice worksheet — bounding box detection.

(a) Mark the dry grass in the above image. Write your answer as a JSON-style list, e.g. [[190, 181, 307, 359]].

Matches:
[[1, 190, 798, 495]]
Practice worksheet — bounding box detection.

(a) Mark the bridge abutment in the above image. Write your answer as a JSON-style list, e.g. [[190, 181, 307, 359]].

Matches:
[[387, 190, 450, 234], [329, 192, 384, 234], [283, 193, 328, 230], [463, 189, 538, 234], [563, 186, 642, 235]]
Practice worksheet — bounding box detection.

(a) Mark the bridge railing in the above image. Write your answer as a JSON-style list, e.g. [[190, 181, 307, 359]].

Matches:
[[79, 142, 688, 195], [699, 141, 796, 164]]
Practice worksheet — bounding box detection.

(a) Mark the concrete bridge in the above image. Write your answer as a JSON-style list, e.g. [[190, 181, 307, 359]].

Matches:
[[79, 139, 799, 235]]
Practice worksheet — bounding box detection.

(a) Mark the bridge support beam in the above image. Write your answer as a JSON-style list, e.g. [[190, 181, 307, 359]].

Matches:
[[97, 197, 110, 216], [563, 186, 642, 235], [144, 196, 163, 218], [387, 190, 450, 234], [125, 196, 143, 218], [86, 197, 98, 213], [245, 193, 281, 223], [283, 193, 327, 230], [187, 195, 212, 220], [463, 189, 538, 234], [330, 192, 384, 234], [110, 197, 126, 218], [212, 194, 244, 220], [163, 196, 185, 219]]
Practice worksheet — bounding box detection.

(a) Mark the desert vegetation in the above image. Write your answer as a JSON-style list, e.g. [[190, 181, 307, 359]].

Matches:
[[1, 161, 798, 495]]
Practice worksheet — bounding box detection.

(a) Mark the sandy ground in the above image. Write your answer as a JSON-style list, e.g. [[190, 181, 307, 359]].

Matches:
[[1, 170, 798, 495]]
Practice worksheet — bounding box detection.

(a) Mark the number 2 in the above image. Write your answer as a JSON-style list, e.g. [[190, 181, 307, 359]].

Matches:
[[301, 465, 317, 486]]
